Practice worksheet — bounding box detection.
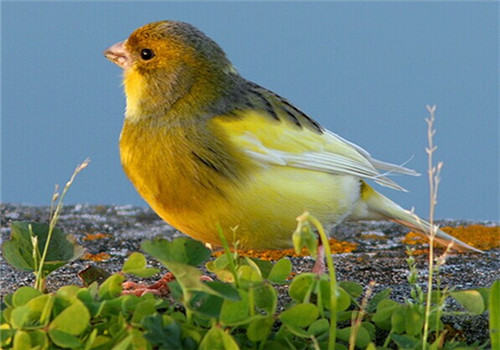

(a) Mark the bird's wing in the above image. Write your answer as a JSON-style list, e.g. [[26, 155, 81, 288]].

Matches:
[[212, 83, 418, 191]]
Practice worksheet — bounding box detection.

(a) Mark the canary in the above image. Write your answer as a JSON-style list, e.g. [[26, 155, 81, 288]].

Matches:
[[104, 20, 480, 256]]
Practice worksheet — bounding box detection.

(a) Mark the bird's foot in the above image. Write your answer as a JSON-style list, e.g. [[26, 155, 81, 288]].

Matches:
[[122, 272, 214, 297], [122, 272, 175, 296]]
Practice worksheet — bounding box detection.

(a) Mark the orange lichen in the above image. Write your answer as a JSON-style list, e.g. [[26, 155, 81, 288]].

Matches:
[[406, 248, 430, 256], [403, 225, 499, 251], [83, 233, 111, 241], [82, 252, 111, 262], [402, 232, 429, 246], [213, 238, 357, 261], [361, 234, 387, 240]]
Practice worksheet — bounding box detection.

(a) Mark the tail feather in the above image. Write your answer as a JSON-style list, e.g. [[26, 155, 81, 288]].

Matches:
[[354, 182, 483, 253]]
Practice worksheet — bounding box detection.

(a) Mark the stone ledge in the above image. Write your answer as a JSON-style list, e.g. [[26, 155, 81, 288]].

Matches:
[[1, 203, 498, 344]]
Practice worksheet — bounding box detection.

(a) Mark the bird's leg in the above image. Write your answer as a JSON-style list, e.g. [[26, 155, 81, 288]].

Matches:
[[311, 234, 326, 274]]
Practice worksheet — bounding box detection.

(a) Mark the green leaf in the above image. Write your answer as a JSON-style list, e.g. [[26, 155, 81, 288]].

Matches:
[[189, 292, 224, 318], [0, 327, 15, 346], [3, 221, 84, 275], [336, 286, 352, 312], [122, 252, 160, 277], [220, 290, 249, 326], [11, 294, 54, 329], [121, 294, 141, 316], [12, 287, 42, 307], [477, 287, 490, 310], [83, 328, 98, 350], [56, 285, 81, 302], [339, 281, 363, 299], [362, 322, 376, 339], [390, 333, 419, 349], [267, 258, 292, 283], [206, 255, 234, 282], [77, 288, 102, 317], [367, 288, 392, 313], [372, 299, 399, 330], [247, 316, 274, 342], [28, 329, 48, 349], [390, 306, 406, 334], [131, 298, 157, 326], [337, 311, 355, 322], [3, 293, 13, 307], [451, 289, 485, 315], [336, 326, 371, 348], [107, 312, 127, 338], [128, 328, 149, 349], [88, 335, 112, 349], [10, 305, 31, 329], [427, 310, 443, 333], [365, 343, 376, 350], [248, 258, 273, 279], [284, 324, 310, 338], [205, 281, 240, 301], [143, 315, 183, 350], [50, 299, 90, 335], [212, 253, 231, 270], [253, 283, 277, 315], [280, 303, 319, 328], [141, 237, 210, 267], [13, 331, 31, 350], [490, 280, 500, 350], [237, 265, 262, 286], [199, 325, 239, 350], [48, 329, 82, 348], [98, 274, 124, 300], [164, 261, 236, 300], [97, 297, 123, 318], [261, 340, 289, 350], [168, 280, 183, 301], [318, 279, 351, 311], [404, 307, 423, 336], [289, 273, 316, 302], [307, 318, 329, 336], [111, 334, 132, 350]]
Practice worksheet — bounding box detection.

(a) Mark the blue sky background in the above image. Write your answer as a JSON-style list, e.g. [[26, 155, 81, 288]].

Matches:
[[2, 2, 498, 221]]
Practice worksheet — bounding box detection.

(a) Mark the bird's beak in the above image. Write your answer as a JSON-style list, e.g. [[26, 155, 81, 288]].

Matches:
[[104, 41, 131, 70]]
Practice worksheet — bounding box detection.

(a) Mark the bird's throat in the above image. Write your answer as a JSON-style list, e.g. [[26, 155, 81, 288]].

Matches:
[[123, 65, 203, 123]]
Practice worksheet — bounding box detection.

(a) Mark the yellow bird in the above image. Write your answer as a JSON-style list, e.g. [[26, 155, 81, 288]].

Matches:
[[104, 20, 480, 259]]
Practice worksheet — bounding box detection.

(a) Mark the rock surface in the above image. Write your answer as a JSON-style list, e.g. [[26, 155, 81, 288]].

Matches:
[[1, 203, 498, 344]]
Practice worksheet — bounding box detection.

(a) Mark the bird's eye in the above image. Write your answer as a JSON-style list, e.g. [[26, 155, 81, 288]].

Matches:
[[140, 48, 155, 61]]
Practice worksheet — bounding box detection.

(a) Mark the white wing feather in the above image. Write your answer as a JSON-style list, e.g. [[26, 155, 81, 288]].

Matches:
[[239, 129, 418, 191]]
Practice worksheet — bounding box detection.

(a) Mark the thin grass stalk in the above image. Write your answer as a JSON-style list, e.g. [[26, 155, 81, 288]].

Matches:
[[422, 106, 442, 349], [35, 159, 89, 290], [349, 281, 375, 350]]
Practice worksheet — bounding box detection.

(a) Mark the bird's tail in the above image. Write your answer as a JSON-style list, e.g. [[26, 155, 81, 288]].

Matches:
[[350, 181, 482, 253]]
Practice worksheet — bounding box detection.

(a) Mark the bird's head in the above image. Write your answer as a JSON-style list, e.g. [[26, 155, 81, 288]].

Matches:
[[105, 21, 237, 120]]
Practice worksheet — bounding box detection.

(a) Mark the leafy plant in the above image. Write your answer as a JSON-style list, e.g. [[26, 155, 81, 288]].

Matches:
[[1, 231, 497, 349], [2, 222, 84, 284], [2, 160, 88, 291]]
